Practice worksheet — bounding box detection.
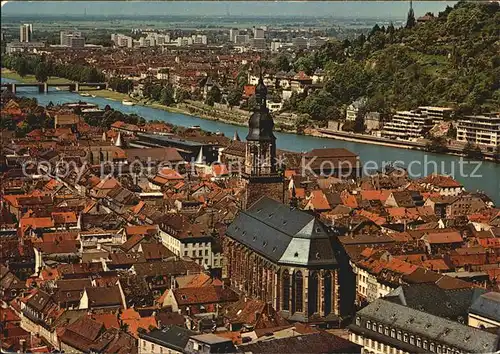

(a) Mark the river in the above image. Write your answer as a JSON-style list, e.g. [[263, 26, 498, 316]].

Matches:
[[3, 81, 499, 204]]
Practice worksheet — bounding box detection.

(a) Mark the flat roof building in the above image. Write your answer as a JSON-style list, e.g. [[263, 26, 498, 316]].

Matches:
[[457, 112, 500, 147]]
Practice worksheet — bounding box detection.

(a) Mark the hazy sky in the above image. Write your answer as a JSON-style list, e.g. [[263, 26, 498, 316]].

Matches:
[[2, 1, 457, 18]]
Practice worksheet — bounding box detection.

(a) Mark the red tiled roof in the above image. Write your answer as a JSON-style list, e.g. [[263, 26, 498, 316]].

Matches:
[[91, 313, 120, 330], [158, 168, 184, 181], [173, 285, 238, 305], [308, 190, 331, 211], [243, 85, 255, 98], [360, 190, 392, 202], [423, 230, 462, 244], [125, 225, 158, 236], [212, 164, 229, 177], [421, 174, 462, 188]]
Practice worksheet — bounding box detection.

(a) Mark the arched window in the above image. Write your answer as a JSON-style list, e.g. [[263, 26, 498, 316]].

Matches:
[[308, 272, 319, 315], [282, 270, 290, 311], [391, 328, 395, 338], [294, 271, 303, 312], [366, 320, 371, 329], [430, 343, 435, 352], [403, 333, 408, 343], [355, 316, 361, 326], [323, 271, 332, 315]]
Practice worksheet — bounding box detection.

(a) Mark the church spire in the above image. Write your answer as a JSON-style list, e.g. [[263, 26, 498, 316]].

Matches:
[[246, 74, 274, 142]]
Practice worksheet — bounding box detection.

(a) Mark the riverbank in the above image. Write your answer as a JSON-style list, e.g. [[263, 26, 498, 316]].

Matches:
[[317, 128, 499, 163], [2, 71, 496, 162], [1, 69, 72, 85]]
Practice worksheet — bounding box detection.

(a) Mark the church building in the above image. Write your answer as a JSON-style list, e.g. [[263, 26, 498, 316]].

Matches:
[[223, 76, 352, 325]]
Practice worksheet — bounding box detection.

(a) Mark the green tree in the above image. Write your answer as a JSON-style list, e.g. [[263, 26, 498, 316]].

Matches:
[[463, 141, 483, 159], [176, 88, 190, 103], [273, 54, 291, 72], [426, 136, 449, 153], [406, 5, 416, 28], [353, 108, 366, 133], [160, 85, 175, 106], [16, 58, 29, 77], [227, 88, 242, 108], [35, 62, 49, 82], [205, 85, 222, 106]]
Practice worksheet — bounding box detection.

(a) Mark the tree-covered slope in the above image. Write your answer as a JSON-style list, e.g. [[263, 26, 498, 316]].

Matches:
[[290, 1, 499, 121]]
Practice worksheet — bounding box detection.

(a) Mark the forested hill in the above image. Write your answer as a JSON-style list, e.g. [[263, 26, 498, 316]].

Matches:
[[288, 1, 500, 121]]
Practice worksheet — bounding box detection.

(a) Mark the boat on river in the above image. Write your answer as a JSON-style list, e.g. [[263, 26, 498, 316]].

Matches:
[[122, 100, 135, 106]]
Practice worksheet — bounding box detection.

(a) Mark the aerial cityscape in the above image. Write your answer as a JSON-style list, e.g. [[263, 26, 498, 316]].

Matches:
[[0, 1, 499, 353]]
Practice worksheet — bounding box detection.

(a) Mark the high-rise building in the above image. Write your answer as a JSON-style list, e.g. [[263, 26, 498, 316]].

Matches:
[[69, 36, 85, 48], [234, 34, 250, 45], [253, 27, 265, 39], [229, 28, 239, 43], [191, 34, 207, 45], [251, 38, 266, 50], [292, 37, 308, 50], [60, 30, 83, 47], [457, 113, 500, 147], [20, 24, 33, 43]]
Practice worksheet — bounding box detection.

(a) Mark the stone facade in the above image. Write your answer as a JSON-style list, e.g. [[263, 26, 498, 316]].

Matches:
[[223, 237, 340, 323], [243, 175, 284, 209]]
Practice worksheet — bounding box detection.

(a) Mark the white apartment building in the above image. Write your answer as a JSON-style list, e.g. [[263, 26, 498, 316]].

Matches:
[[382, 109, 434, 140], [350, 260, 397, 305], [160, 228, 223, 269], [418, 106, 453, 123], [112, 34, 133, 48], [253, 27, 265, 39], [177, 36, 193, 46], [60, 30, 82, 46], [251, 38, 266, 50], [192, 34, 207, 45], [229, 28, 239, 42], [267, 101, 282, 113], [20, 24, 33, 42], [346, 97, 367, 122], [270, 40, 282, 52], [235, 34, 250, 45], [457, 113, 500, 147], [292, 37, 308, 50]]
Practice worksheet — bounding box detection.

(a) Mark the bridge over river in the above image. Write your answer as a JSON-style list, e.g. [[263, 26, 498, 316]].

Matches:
[[1, 81, 107, 94]]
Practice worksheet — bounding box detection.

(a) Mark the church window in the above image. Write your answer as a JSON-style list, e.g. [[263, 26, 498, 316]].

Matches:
[[294, 271, 303, 312], [282, 270, 290, 311], [308, 271, 319, 314], [324, 271, 332, 315]]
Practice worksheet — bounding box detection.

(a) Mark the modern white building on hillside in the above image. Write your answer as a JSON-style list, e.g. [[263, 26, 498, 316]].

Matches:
[[457, 113, 500, 147], [382, 109, 434, 140]]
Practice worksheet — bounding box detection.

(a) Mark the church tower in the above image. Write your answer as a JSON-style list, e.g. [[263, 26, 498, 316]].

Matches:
[[242, 75, 285, 209]]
